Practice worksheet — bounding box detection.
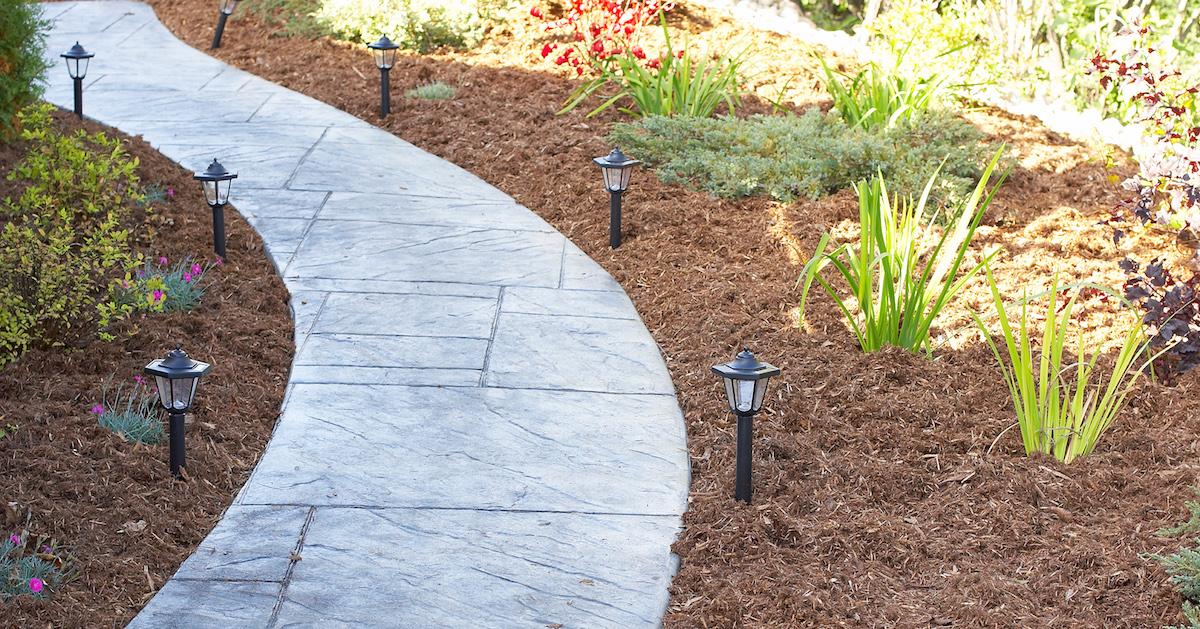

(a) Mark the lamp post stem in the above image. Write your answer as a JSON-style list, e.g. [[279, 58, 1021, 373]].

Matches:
[[735, 411, 754, 503], [212, 204, 227, 259], [609, 190, 622, 249], [72, 77, 83, 119], [168, 411, 186, 479], [380, 68, 391, 117], [212, 12, 229, 49]]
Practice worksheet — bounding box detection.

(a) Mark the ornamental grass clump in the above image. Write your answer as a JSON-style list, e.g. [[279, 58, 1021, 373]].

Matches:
[[971, 269, 1160, 464], [820, 57, 944, 131], [1, 532, 70, 601], [406, 81, 456, 100], [93, 378, 164, 445], [796, 147, 1006, 353], [119, 256, 214, 313]]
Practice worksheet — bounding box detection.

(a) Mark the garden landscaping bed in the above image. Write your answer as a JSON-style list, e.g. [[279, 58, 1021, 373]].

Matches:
[[0, 107, 292, 626], [142, 1, 1200, 626]]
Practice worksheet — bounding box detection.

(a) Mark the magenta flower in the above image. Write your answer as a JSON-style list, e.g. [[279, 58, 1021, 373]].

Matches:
[[213, 258, 223, 266], [158, 256, 169, 266], [191, 263, 203, 275], [41, 545, 52, 554], [183, 272, 193, 283], [28, 578, 43, 593], [136, 269, 146, 278], [134, 374, 145, 385], [90, 404, 105, 415], [166, 186, 175, 198], [7, 534, 18, 545]]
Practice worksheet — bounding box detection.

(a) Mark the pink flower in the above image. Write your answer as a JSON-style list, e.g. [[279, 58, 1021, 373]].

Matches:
[[41, 545, 52, 554], [191, 263, 203, 275], [152, 289, 164, 303], [213, 258, 223, 266], [166, 186, 175, 198], [7, 534, 18, 545], [134, 375, 145, 385], [90, 404, 105, 415], [158, 256, 168, 266], [28, 578, 43, 593], [183, 272, 193, 283]]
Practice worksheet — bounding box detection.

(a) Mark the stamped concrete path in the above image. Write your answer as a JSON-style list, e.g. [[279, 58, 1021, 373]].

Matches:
[[41, 2, 689, 626]]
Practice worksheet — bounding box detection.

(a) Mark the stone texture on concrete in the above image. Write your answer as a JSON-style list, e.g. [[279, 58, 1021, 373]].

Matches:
[[43, 3, 688, 627]]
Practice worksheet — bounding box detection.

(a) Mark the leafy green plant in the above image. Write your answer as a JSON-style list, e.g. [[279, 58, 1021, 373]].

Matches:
[[0, 103, 145, 365], [820, 57, 943, 131], [118, 256, 214, 313], [971, 270, 1159, 463], [1149, 492, 1200, 628], [796, 148, 1005, 353], [609, 108, 993, 204], [93, 378, 164, 445], [313, 0, 510, 52], [0, 0, 50, 141], [1, 531, 71, 601], [406, 81, 456, 100], [561, 14, 743, 118]]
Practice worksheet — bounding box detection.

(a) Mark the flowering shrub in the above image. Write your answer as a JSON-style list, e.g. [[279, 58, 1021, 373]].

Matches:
[[0, 103, 145, 365], [559, 15, 743, 117], [1, 531, 70, 601], [118, 256, 215, 313], [93, 377, 164, 444], [1094, 24, 1200, 231], [313, 0, 509, 52], [533, 0, 673, 77]]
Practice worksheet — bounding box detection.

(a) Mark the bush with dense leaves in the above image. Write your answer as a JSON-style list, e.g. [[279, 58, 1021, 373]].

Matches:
[[0, 0, 50, 140], [313, 0, 511, 52], [609, 108, 994, 204], [0, 104, 145, 365]]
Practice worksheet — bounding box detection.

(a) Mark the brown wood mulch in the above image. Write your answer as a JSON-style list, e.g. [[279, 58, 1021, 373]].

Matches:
[[0, 109, 292, 627], [123, 1, 1200, 626]]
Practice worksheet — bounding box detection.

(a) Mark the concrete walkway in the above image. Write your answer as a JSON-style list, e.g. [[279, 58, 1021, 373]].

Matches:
[[41, 3, 689, 627]]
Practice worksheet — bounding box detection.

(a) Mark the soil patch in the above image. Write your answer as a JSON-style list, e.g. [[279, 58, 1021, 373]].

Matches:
[[139, 1, 1198, 626], [0, 107, 292, 626]]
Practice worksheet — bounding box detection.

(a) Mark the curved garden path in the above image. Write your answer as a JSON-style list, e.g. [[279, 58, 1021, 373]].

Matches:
[[40, 2, 689, 626]]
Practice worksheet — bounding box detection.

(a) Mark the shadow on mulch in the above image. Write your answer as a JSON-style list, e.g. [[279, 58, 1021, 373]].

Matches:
[[137, 0, 1200, 625], [0, 108, 292, 626]]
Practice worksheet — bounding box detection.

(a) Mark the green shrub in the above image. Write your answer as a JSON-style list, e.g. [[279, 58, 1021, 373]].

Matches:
[[406, 81, 457, 100], [1, 532, 71, 601], [0, 0, 50, 140], [797, 149, 1005, 353], [609, 108, 992, 203], [0, 104, 144, 365], [118, 256, 214, 313], [820, 57, 943, 131], [313, 0, 510, 52]]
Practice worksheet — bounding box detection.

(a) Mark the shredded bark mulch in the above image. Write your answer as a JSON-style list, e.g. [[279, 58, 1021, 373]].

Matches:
[[138, 1, 1200, 626], [0, 108, 292, 627]]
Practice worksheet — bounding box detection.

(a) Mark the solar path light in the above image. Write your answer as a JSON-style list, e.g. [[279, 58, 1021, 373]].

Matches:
[[593, 147, 640, 249], [712, 347, 780, 503], [212, 0, 239, 49], [367, 35, 401, 118], [61, 42, 94, 119], [144, 347, 212, 479], [193, 159, 238, 259]]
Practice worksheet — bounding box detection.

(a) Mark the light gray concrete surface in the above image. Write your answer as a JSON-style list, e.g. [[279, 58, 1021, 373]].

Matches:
[[40, 3, 689, 627]]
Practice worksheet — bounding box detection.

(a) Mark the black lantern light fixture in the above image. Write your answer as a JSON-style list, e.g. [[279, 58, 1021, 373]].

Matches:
[[193, 158, 238, 259], [60, 42, 94, 119], [144, 347, 212, 479], [367, 35, 401, 118], [593, 147, 641, 249], [712, 348, 780, 503], [211, 0, 239, 49]]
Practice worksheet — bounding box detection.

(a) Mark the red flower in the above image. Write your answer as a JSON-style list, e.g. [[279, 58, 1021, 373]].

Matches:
[[530, 5, 543, 18], [576, 66, 584, 76], [647, 58, 661, 69], [632, 46, 646, 59], [555, 54, 568, 65], [591, 39, 605, 53], [540, 43, 556, 58]]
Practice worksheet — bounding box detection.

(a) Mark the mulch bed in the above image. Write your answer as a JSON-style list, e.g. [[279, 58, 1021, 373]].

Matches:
[[139, 1, 1200, 626], [0, 108, 292, 626]]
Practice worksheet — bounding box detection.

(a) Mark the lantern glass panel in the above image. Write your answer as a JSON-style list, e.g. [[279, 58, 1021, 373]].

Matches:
[[166, 377, 198, 411], [154, 376, 172, 409], [736, 379, 755, 412], [65, 57, 89, 79], [751, 378, 770, 413], [202, 179, 232, 206], [602, 167, 621, 192], [618, 165, 634, 191], [374, 47, 397, 69], [722, 378, 737, 413], [221, 0, 239, 14]]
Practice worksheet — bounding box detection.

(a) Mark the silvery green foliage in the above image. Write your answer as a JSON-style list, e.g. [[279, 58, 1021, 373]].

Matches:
[[609, 109, 993, 207]]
